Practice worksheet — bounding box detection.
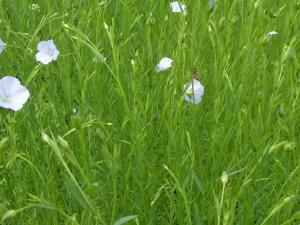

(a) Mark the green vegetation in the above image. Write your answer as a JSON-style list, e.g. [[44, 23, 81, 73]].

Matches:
[[0, 0, 300, 224]]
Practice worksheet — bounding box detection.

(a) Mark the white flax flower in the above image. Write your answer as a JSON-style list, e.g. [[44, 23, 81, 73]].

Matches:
[[0, 39, 6, 54], [36, 40, 59, 64], [184, 79, 204, 104], [0, 76, 30, 111], [170, 1, 187, 13], [155, 57, 173, 72]]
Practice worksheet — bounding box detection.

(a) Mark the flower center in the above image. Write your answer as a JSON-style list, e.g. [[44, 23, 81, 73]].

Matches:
[[48, 50, 54, 56], [186, 89, 194, 96], [2, 95, 9, 103]]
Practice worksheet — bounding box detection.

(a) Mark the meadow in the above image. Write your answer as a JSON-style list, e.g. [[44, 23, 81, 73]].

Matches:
[[0, 0, 300, 224]]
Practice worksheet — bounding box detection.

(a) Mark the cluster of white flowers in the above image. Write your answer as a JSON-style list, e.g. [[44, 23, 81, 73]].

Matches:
[[0, 39, 59, 111], [0, 1, 279, 111], [155, 57, 205, 104], [155, 2, 205, 105]]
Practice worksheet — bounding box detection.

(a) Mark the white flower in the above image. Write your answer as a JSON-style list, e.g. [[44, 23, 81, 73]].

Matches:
[[267, 31, 278, 37], [0, 39, 5, 54], [0, 76, 30, 111], [170, 1, 187, 13], [155, 57, 173, 72], [184, 79, 204, 104], [36, 40, 59, 64]]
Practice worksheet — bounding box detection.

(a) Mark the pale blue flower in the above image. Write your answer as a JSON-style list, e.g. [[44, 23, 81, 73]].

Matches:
[[210, 0, 215, 9], [0, 39, 5, 54], [267, 31, 278, 38], [184, 79, 204, 104], [36, 40, 59, 64], [170, 1, 187, 13], [0, 76, 30, 111], [155, 57, 173, 72]]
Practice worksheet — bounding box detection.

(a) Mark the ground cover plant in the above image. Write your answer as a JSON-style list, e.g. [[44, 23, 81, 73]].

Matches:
[[0, 0, 300, 224]]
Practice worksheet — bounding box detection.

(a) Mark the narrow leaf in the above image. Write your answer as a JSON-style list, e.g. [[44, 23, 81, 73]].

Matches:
[[114, 215, 138, 225], [2, 210, 17, 222]]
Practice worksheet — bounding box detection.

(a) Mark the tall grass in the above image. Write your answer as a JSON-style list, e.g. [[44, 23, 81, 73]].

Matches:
[[0, 0, 300, 224]]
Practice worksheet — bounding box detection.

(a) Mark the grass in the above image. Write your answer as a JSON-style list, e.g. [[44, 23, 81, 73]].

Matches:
[[0, 0, 300, 224]]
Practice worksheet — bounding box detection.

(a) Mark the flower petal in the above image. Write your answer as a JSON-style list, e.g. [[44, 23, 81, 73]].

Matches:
[[37, 40, 50, 52], [185, 95, 202, 104], [156, 57, 173, 72], [170, 1, 187, 13], [0, 39, 5, 54], [0, 101, 24, 111], [210, 0, 215, 9], [267, 31, 278, 37], [8, 87, 30, 104], [0, 76, 21, 96], [36, 52, 53, 64], [51, 49, 60, 60], [0, 76, 30, 111]]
